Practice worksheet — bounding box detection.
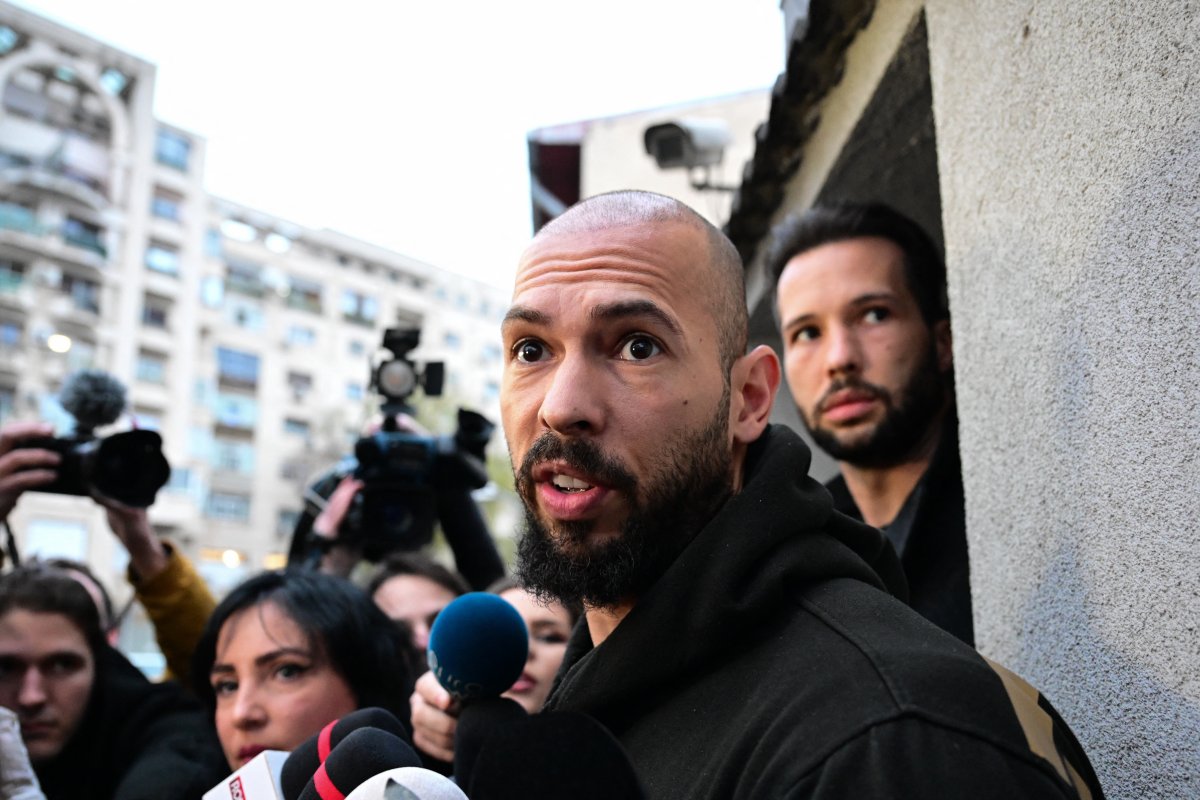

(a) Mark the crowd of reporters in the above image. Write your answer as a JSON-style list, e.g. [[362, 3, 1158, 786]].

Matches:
[[0, 414, 578, 799]]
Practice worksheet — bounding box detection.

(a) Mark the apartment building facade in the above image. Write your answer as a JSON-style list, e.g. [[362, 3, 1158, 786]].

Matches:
[[0, 1, 509, 662]]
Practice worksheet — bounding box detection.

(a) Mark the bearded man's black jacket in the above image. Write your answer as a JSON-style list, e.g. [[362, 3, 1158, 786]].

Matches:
[[543, 425, 1102, 800]]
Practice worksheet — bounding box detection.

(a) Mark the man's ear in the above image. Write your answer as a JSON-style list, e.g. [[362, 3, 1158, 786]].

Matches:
[[934, 319, 953, 373], [729, 345, 781, 446]]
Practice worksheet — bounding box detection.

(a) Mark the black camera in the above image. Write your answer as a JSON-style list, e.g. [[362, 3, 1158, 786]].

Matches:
[[18, 370, 171, 508], [291, 328, 494, 563]]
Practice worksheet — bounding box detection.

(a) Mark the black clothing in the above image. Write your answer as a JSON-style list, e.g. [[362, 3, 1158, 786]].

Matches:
[[36, 644, 226, 800], [545, 426, 1100, 800], [826, 417, 974, 644]]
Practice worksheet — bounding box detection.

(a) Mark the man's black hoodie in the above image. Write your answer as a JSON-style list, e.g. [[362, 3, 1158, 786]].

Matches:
[[544, 426, 1101, 799]]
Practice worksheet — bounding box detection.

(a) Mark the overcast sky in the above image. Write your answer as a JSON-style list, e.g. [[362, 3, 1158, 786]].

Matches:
[[13, 1, 785, 289]]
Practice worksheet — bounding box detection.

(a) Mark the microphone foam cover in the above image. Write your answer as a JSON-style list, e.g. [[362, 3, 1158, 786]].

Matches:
[[298, 728, 421, 800], [453, 697, 528, 790], [426, 593, 528, 701], [344, 767, 468, 800], [282, 708, 410, 800], [468, 711, 645, 799]]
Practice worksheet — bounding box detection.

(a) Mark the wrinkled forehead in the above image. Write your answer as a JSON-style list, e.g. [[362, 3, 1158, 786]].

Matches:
[[513, 221, 713, 305]]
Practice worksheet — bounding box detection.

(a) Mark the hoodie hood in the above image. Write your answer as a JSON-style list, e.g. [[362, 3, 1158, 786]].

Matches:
[[545, 425, 907, 725]]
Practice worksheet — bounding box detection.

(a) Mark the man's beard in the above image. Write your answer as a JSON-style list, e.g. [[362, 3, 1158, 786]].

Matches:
[[804, 342, 947, 469], [514, 397, 733, 610]]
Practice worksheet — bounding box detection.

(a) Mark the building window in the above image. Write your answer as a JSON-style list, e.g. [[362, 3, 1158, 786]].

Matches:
[[205, 491, 250, 521], [61, 274, 99, 314], [216, 347, 260, 387], [341, 290, 377, 326], [277, 509, 300, 538], [283, 418, 310, 438], [443, 331, 462, 350], [0, 321, 21, 348], [135, 351, 167, 384], [141, 296, 169, 329], [348, 340, 366, 357], [287, 371, 313, 402], [0, 385, 15, 423], [286, 325, 315, 346], [0, 260, 25, 293], [62, 217, 105, 257], [145, 242, 180, 275], [155, 130, 191, 171], [204, 228, 223, 259], [286, 277, 322, 313], [0, 27, 19, 56], [132, 408, 162, 431], [346, 382, 363, 401], [151, 189, 182, 222], [0, 201, 38, 236], [98, 67, 128, 96], [224, 298, 265, 331], [225, 259, 265, 297], [214, 393, 257, 430], [212, 437, 255, 474]]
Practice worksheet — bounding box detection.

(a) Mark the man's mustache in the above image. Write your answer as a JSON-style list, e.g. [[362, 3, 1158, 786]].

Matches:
[[516, 433, 637, 498]]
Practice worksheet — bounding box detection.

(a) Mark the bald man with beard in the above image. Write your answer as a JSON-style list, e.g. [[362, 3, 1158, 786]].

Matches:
[[411, 191, 1101, 800]]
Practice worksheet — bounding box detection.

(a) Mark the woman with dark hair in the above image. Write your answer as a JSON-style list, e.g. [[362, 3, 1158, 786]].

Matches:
[[192, 570, 415, 771]]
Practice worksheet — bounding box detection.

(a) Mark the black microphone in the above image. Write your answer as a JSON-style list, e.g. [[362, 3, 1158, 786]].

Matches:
[[59, 369, 126, 435], [452, 697, 528, 791], [468, 711, 646, 799], [426, 593, 528, 702], [281, 708, 410, 800], [297, 728, 421, 800]]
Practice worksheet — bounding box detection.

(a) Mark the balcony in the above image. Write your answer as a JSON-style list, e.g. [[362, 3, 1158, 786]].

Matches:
[[0, 271, 31, 311], [0, 202, 45, 237]]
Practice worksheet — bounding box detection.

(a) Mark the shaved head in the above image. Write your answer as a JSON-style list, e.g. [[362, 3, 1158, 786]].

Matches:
[[533, 190, 748, 369]]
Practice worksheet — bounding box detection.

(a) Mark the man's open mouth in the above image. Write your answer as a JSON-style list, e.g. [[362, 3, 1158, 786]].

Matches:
[[551, 474, 594, 493]]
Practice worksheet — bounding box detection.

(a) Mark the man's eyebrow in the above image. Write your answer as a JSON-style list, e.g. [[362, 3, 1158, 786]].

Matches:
[[502, 305, 550, 328], [782, 291, 901, 330], [589, 299, 682, 337]]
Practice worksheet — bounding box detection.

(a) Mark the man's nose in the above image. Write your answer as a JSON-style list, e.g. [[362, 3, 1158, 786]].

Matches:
[[538, 353, 604, 436], [17, 668, 46, 710], [824, 325, 862, 377]]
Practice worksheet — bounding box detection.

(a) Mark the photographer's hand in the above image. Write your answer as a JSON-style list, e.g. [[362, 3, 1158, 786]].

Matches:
[[0, 421, 59, 520], [314, 476, 365, 578], [93, 494, 169, 581]]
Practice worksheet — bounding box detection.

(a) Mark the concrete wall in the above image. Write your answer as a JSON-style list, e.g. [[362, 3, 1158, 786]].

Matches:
[[925, 3, 1200, 795]]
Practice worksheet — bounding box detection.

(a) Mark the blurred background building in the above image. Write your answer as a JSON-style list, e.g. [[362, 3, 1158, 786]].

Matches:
[[0, 1, 510, 669]]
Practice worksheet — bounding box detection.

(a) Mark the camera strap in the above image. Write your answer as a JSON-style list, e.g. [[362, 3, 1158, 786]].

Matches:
[[0, 518, 20, 568]]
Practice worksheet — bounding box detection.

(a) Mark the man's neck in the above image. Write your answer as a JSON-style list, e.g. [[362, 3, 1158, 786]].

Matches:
[[839, 417, 944, 529], [585, 599, 636, 646]]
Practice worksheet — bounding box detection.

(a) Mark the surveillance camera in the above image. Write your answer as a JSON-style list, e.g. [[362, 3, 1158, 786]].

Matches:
[[643, 118, 732, 170]]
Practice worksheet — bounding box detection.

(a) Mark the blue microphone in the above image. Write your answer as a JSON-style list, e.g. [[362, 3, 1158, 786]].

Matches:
[[426, 593, 528, 701]]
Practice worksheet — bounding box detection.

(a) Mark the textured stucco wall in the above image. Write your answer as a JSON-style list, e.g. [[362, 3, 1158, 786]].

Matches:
[[926, 3, 1200, 795]]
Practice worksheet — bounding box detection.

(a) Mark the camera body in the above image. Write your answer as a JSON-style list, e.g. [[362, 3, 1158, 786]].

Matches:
[[21, 430, 170, 508], [298, 327, 494, 561], [15, 370, 170, 508]]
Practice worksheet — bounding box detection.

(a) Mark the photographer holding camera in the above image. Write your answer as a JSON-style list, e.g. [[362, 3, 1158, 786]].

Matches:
[[288, 329, 505, 591], [0, 373, 215, 687]]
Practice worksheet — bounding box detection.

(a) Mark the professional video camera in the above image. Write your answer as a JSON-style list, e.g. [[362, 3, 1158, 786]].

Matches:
[[290, 327, 495, 565], [17, 370, 170, 508]]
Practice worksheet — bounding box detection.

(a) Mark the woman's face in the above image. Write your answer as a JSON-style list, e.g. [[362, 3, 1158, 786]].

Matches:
[[499, 588, 573, 714], [209, 601, 358, 769]]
